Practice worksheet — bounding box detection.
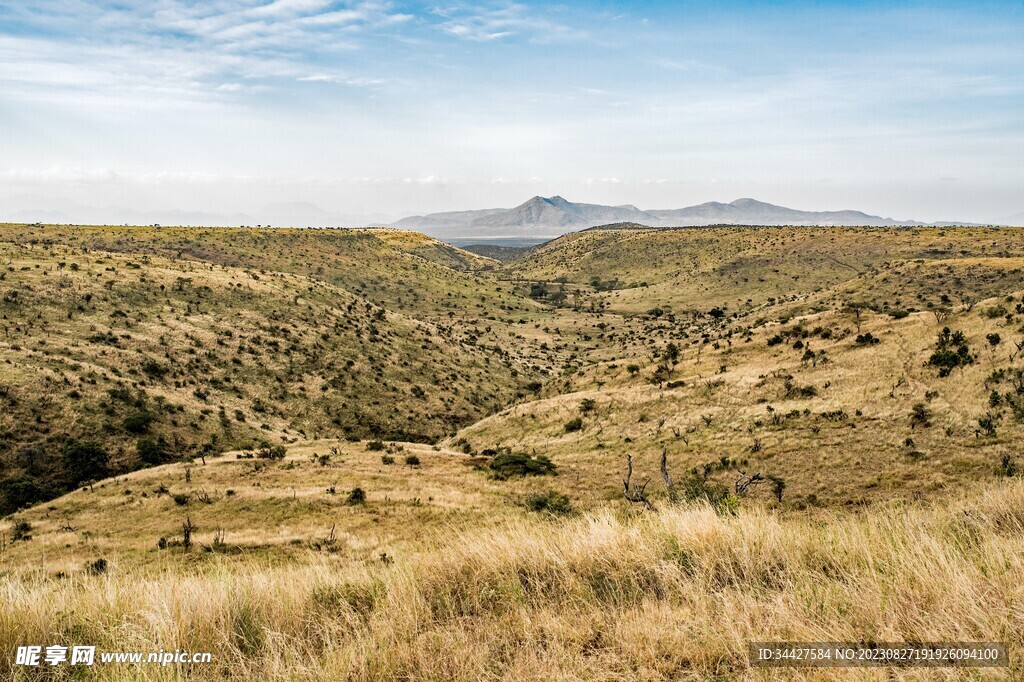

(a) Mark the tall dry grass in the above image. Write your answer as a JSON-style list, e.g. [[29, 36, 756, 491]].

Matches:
[[4, 480, 1024, 680]]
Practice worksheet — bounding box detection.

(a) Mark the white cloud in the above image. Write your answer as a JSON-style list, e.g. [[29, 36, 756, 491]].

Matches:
[[248, 0, 335, 18], [436, 3, 585, 42]]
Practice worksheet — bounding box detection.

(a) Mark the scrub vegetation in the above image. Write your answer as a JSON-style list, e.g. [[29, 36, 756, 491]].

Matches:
[[2, 222, 1024, 679]]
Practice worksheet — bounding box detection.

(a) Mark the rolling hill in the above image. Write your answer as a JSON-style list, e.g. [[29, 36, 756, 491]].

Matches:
[[3, 222, 1024, 680]]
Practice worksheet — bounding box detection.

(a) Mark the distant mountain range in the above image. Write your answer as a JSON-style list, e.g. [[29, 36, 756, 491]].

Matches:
[[4, 195, 1008, 237], [392, 196, 985, 238]]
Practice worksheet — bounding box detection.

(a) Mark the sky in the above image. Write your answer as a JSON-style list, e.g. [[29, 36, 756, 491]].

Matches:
[[1, 0, 1022, 225]]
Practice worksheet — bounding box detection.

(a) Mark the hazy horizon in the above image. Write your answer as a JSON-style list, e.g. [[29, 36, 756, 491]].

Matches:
[[2, 1, 1023, 224]]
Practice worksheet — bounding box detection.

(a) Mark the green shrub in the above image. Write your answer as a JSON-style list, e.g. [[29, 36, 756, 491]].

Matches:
[[256, 445, 286, 460], [928, 327, 974, 377], [524, 490, 573, 515], [11, 520, 32, 542], [490, 452, 557, 479], [854, 332, 880, 345], [347, 487, 366, 505], [62, 440, 110, 486], [137, 437, 168, 466], [123, 410, 155, 434], [681, 471, 738, 515], [0, 477, 52, 515]]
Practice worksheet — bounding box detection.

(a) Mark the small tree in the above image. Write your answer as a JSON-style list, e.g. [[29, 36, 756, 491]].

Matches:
[[845, 301, 868, 333], [182, 516, 195, 550]]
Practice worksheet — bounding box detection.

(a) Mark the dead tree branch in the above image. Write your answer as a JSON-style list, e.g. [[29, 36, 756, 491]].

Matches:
[[623, 454, 654, 510]]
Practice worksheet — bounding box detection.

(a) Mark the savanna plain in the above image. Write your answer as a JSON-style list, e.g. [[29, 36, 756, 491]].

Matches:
[[1, 222, 1024, 680]]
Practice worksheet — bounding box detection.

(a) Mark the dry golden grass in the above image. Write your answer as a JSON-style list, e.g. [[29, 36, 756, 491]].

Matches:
[[3, 477, 1023, 679], [450, 290, 1024, 506], [0, 440, 555, 573]]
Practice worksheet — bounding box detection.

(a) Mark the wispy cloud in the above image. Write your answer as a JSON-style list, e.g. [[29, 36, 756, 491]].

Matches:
[[1, 1, 1022, 221], [434, 3, 585, 42], [0, 1, 414, 111]]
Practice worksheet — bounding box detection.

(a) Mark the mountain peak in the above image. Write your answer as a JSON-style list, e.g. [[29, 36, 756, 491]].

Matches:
[[729, 198, 775, 208]]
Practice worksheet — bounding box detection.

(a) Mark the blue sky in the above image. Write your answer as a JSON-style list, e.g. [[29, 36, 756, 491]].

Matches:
[[1, 0, 1022, 223]]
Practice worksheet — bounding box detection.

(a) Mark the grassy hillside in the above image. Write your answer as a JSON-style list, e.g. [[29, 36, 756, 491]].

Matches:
[[0, 238, 528, 514], [0, 224, 523, 321], [0, 439, 537, 573], [3, 458, 1023, 679], [503, 226, 1024, 314], [368, 229, 499, 271], [450, 286, 1024, 506]]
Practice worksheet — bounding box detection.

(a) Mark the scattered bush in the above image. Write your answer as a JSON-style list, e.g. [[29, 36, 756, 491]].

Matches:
[[490, 452, 557, 479], [123, 410, 155, 434], [928, 327, 974, 377], [680, 470, 738, 515], [854, 332, 880, 346], [524, 490, 572, 515], [10, 520, 32, 542], [910, 403, 932, 428], [256, 445, 286, 460]]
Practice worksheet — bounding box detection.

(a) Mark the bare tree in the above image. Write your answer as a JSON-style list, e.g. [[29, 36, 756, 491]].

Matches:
[[622, 454, 654, 509], [182, 516, 195, 550], [1011, 340, 1024, 363], [959, 294, 977, 312], [660, 447, 678, 503], [734, 471, 766, 496]]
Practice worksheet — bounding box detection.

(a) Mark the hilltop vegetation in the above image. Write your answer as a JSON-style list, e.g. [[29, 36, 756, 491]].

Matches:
[[0, 225, 520, 320], [504, 225, 1024, 313]]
